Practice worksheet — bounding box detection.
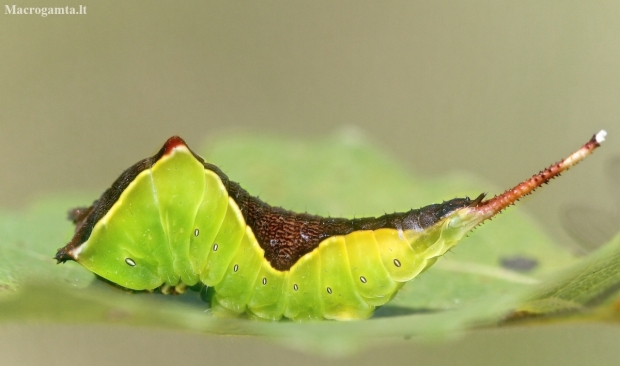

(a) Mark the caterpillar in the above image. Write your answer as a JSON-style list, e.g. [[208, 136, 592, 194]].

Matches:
[[55, 131, 606, 321]]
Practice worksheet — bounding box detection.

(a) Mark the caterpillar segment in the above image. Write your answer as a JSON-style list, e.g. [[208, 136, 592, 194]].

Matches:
[[55, 131, 606, 321]]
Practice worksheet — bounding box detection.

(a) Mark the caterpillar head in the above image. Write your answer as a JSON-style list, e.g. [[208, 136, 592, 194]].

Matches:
[[54, 137, 195, 290], [55, 201, 163, 290]]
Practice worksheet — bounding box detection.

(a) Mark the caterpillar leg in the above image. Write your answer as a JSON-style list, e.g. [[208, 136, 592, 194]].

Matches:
[[159, 282, 188, 295]]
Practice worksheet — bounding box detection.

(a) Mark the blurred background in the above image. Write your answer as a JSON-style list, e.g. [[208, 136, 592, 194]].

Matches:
[[1, 1, 619, 365]]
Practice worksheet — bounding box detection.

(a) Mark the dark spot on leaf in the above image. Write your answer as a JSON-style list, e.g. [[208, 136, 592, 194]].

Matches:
[[372, 306, 440, 318], [500, 256, 539, 272]]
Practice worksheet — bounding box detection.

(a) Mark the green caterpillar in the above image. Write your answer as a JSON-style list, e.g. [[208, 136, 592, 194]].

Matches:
[[55, 131, 606, 321]]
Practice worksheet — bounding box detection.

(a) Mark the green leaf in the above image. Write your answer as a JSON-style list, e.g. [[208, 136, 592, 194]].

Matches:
[[0, 130, 615, 355], [516, 232, 620, 319], [0, 196, 96, 292]]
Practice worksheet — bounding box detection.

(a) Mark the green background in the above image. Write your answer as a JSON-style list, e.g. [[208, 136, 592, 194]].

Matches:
[[1, 1, 619, 365]]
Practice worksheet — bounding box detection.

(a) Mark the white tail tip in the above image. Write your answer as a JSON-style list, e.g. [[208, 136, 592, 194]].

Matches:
[[595, 130, 607, 144]]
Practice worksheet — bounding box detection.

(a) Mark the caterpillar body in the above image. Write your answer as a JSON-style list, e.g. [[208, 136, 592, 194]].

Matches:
[[55, 131, 606, 321]]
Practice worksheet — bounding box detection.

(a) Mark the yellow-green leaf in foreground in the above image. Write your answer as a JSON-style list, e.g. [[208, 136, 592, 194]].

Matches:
[[516, 232, 620, 320]]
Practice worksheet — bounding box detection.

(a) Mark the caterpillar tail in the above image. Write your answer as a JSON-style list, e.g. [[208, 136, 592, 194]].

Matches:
[[462, 130, 606, 228]]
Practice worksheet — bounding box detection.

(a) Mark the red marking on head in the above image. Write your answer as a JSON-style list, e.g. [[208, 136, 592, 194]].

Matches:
[[163, 136, 188, 155]]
